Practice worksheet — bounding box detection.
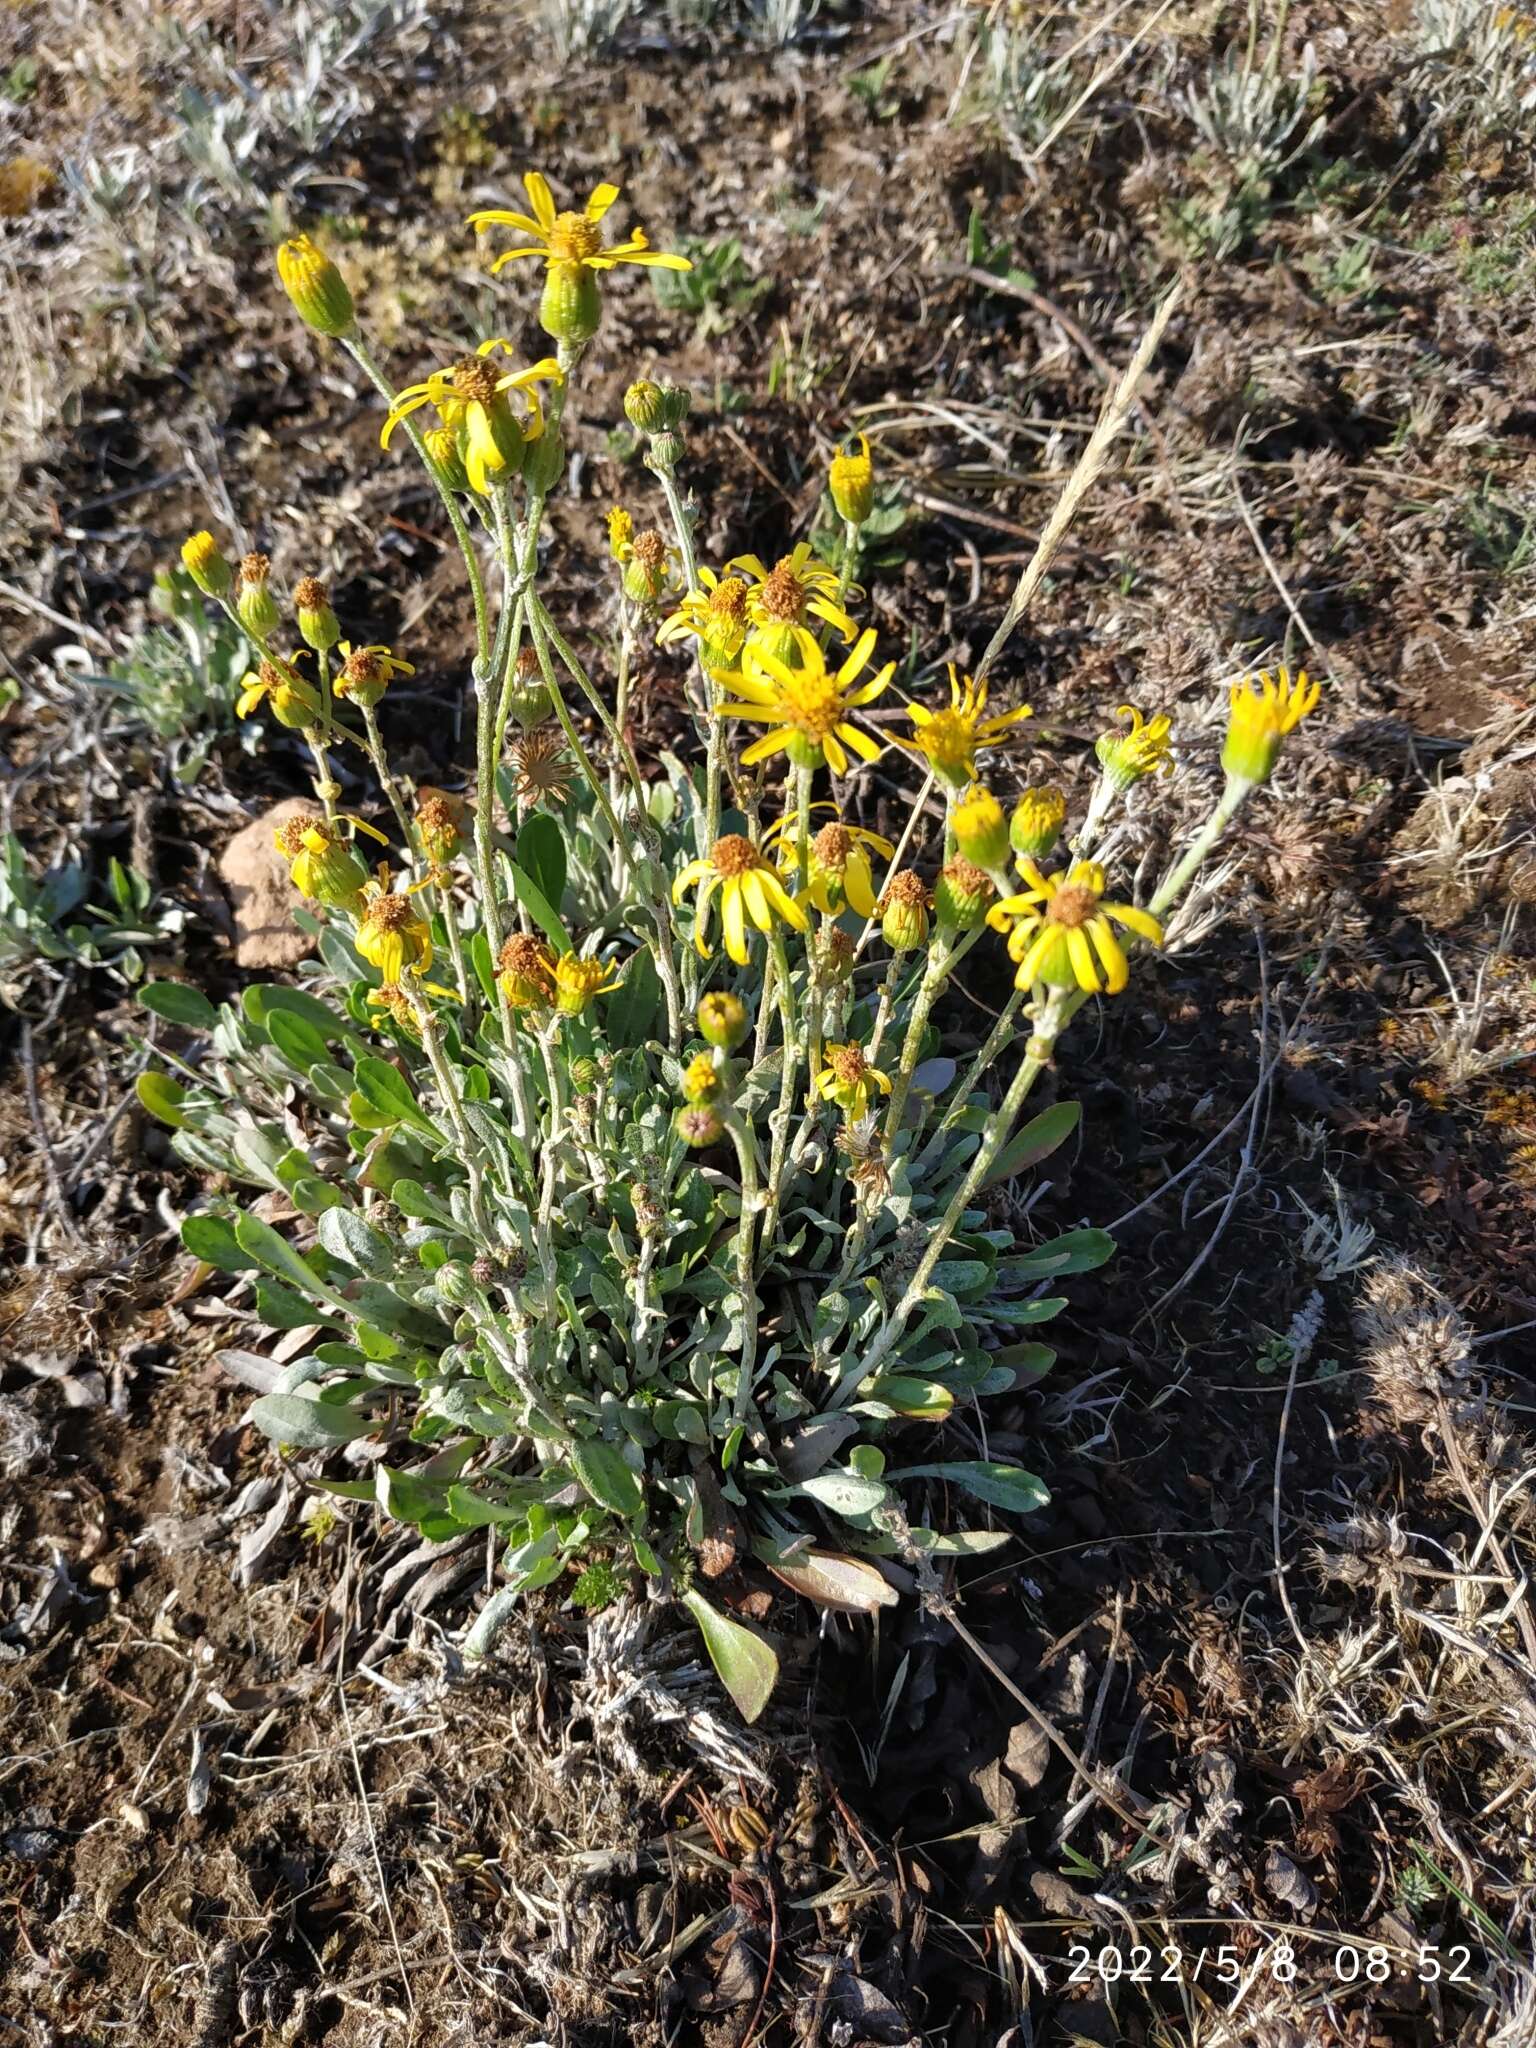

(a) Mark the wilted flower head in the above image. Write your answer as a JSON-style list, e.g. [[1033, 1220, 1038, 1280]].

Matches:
[[356, 888, 433, 985], [879, 869, 931, 953], [511, 726, 574, 807], [1096, 704, 1173, 792], [335, 641, 414, 709], [658, 569, 752, 669], [1222, 667, 1320, 788], [814, 1042, 891, 1118], [497, 933, 558, 1009]]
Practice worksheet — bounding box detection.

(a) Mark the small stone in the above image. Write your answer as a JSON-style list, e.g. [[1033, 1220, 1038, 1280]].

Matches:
[[219, 799, 316, 970]]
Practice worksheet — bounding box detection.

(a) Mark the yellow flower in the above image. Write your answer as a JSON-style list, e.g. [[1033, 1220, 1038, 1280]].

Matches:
[[828, 434, 874, 526], [763, 809, 892, 917], [899, 666, 1031, 789], [355, 889, 434, 985], [658, 569, 752, 668], [1096, 704, 1173, 792], [334, 640, 414, 708], [273, 810, 385, 908], [715, 627, 892, 775], [497, 933, 558, 1009], [554, 951, 622, 1017], [988, 859, 1162, 997], [181, 530, 232, 599], [1010, 786, 1066, 861], [815, 1042, 891, 1119], [606, 506, 634, 561], [236, 656, 320, 728], [728, 543, 856, 656], [879, 869, 931, 953], [680, 1051, 723, 1104], [697, 991, 749, 1051], [672, 834, 808, 966], [1222, 667, 1320, 788], [468, 171, 693, 276], [380, 342, 562, 495]]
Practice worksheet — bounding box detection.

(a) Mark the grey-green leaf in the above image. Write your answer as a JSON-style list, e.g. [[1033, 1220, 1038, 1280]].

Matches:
[[682, 1589, 778, 1725]]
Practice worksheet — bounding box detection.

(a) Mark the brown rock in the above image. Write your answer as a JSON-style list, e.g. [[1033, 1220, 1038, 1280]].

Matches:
[[219, 799, 316, 971]]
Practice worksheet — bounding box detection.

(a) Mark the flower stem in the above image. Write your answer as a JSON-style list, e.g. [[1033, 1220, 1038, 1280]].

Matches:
[[1149, 777, 1250, 920], [723, 1107, 762, 1427]]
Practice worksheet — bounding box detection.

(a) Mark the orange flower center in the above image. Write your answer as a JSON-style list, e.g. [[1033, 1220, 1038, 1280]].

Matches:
[[548, 211, 603, 263], [1046, 884, 1098, 930], [361, 893, 415, 934], [239, 551, 270, 585], [708, 577, 748, 619], [274, 814, 324, 858], [882, 870, 929, 910], [829, 1046, 867, 1085], [452, 357, 502, 404], [294, 575, 328, 611], [759, 561, 808, 622], [711, 833, 763, 878], [813, 822, 852, 869], [632, 530, 668, 571]]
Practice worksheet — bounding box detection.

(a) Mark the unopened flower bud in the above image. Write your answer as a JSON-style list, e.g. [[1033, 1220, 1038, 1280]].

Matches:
[[235, 553, 279, 639], [675, 1104, 723, 1148], [697, 991, 748, 1052], [935, 857, 993, 932], [880, 870, 931, 953], [952, 785, 1008, 872], [647, 428, 686, 470], [624, 379, 666, 433], [570, 1055, 601, 1092], [181, 530, 231, 599], [1010, 786, 1066, 861], [622, 530, 671, 606], [816, 923, 856, 984], [829, 433, 874, 525], [540, 261, 601, 344], [275, 233, 355, 338], [425, 425, 469, 494]]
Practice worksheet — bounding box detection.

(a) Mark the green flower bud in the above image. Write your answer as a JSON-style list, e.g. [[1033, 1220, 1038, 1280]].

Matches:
[[275, 234, 355, 339], [697, 991, 748, 1052], [521, 425, 566, 497], [934, 857, 994, 932], [624, 379, 666, 432], [181, 531, 231, 599], [235, 553, 279, 639], [952, 785, 1008, 871], [879, 870, 931, 953], [293, 576, 340, 653]]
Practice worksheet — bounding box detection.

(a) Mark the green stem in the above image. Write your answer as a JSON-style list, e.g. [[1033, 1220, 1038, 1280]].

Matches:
[[1149, 778, 1250, 920], [361, 702, 415, 860], [345, 335, 491, 668], [723, 1108, 763, 1426], [881, 932, 955, 1155], [304, 733, 339, 823], [651, 457, 720, 854], [856, 770, 935, 960], [914, 986, 1026, 1177], [411, 990, 494, 1243], [852, 988, 1079, 1388]]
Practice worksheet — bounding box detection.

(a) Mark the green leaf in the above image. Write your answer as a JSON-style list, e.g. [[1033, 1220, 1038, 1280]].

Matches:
[[981, 1099, 1081, 1190], [891, 1461, 1050, 1514], [516, 813, 567, 926], [468, 927, 497, 1005], [507, 859, 571, 951], [682, 1589, 778, 1724], [861, 1375, 954, 1420], [603, 945, 660, 1047], [928, 1258, 991, 1299], [243, 983, 348, 1042], [778, 1471, 890, 1518], [267, 1008, 331, 1070], [233, 1212, 347, 1307], [136, 1069, 187, 1128], [317, 1207, 396, 1277], [180, 1213, 257, 1272], [1002, 1227, 1115, 1280], [140, 981, 217, 1029], [249, 1392, 379, 1449], [354, 1056, 440, 1136], [569, 1440, 644, 1519]]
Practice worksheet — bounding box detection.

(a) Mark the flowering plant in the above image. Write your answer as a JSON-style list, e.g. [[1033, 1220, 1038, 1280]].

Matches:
[[144, 177, 1317, 1720]]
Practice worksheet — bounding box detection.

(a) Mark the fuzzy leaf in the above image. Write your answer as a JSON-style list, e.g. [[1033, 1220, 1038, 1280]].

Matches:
[[682, 1589, 778, 1724], [980, 1099, 1081, 1190], [516, 814, 567, 926], [180, 1212, 257, 1272], [234, 1212, 346, 1306], [354, 1056, 440, 1136], [140, 980, 217, 1029], [248, 1392, 378, 1448], [892, 1461, 1050, 1514], [778, 1471, 890, 1519], [1002, 1227, 1115, 1280], [861, 1375, 955, 1420], [507, 858, 571, 951], [317, 1207, 396, 1277], [569, 1440, 644, 1519]]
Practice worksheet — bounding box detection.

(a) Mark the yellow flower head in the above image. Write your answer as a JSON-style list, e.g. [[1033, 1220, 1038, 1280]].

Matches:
[[658, 569, 752, 669], [952, 784, 1009, 871], [236, 655, 320, 728], [764, 808, 893, 917], [497, 933, 558, 1009], [613, 525, 675, 606], [900, 666, 1031, 790], [681, 1051, 723, 1104], [468, 171, 693, 277], [697, 991, 749, 1051], [715, 627, 893, 776], [814, 1041, 892, 1119], [334, 640, 415, 709], [672, 833, 809, 967], [879, 869, 931, 953], [728, 543, 857, 659], [355, 888, 433, 986], [988, 859, 1162, 997], [607, 505, 634, 561], [380, 341, 562, 495], [1095, 704, 1174, 792], [1010, 785, 1066, 862], [555, 951, 622, 1017], [1222, 667, 1320, 788], [828, 433, 874, 526], [273, 810, 383, 909]]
